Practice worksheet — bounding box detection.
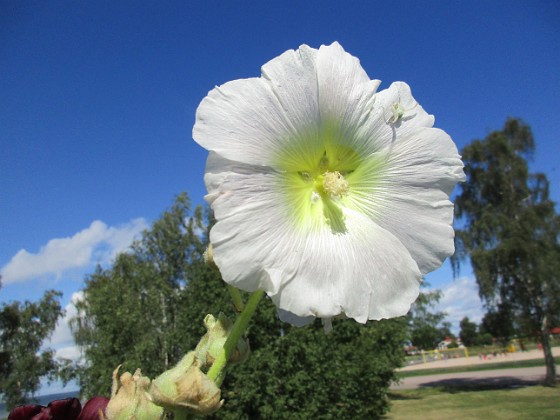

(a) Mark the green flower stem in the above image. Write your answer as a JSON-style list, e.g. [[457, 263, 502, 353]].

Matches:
[[228, 285, 245, 312], [207, 290, 264, 384]]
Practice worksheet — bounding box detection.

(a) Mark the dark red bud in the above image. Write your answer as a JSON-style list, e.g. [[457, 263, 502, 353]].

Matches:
[[46, 398, 81, 419], [77, 396, 110, 420], [30, 408, 51, 420], [8, 404, 43, 420], [9, 398, 82, 420]]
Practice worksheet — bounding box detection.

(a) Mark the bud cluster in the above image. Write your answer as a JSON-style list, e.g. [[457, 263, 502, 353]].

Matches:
[[101, 313, 249, 418]]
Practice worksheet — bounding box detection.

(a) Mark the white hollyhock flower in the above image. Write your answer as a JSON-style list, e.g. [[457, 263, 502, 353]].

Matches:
[[193, 42, 465, 325]]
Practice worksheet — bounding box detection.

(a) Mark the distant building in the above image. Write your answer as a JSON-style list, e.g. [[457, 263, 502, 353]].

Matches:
[[436, 336, 464, 350]]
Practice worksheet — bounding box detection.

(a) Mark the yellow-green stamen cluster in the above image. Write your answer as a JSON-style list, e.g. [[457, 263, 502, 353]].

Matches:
[[321, 170, 349, 198]]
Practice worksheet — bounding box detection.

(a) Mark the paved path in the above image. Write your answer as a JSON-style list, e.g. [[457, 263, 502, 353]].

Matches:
[[391, 366, 556, 390], [399, 347, 560, 372]]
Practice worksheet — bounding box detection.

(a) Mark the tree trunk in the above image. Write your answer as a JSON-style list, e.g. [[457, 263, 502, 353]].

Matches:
[[540, 317, 557, 386], [160, 292, 169, 369]]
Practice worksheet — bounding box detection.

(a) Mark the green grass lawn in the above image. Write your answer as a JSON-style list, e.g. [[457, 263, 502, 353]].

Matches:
[[387, 386, 560, 419], [398, 356, 560, 378]]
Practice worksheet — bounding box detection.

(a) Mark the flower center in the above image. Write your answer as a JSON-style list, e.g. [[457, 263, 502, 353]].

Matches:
[[290, 153, 356, 234], [276, 133, 373, 234], [321, 171, 349, 198]]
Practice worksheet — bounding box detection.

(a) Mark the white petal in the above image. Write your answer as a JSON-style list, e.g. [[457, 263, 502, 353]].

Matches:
[[193, 45, 323, 168], [207, 154, 422, 322], [331, 82, 436, 161], [381, 127, 466, 195], [315, 42, 382, 158], [269, 209, 421, 322], [316, 42, 380, 121], [260, 45, 320, 137], [347, 127, 465, 274], [375, 82, 435, 131]]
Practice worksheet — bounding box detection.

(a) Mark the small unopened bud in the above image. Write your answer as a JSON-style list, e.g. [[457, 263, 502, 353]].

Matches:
[[104, 366, 163, 420], [196, 314, 250, 366], [149, 352, 223, 416]]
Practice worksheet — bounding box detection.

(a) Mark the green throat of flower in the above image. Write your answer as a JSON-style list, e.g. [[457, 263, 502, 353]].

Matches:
[[277, 129, 385, 234]]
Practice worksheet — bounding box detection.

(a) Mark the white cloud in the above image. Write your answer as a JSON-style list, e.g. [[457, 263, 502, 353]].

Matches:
[[105, 219, 148, 258], [435, 276, 486, 334], [1, 218, 147, 285], [55, 345, 82, 362], [45, 292, 84, 363], [49, 292, 83, 346]]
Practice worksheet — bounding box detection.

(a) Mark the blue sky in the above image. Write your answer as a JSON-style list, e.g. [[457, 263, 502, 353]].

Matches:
[[1, 0, 559, 393]]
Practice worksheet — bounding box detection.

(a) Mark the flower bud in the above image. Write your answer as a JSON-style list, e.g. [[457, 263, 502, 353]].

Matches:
[[9, 398, 81, 420], [44, 398, 82, 419], [196, 314, 250, 366], [8, 404, 43, 419], [77, 396, 109, 420], [149, 352, 223, 416], [104, 366, 163, 420]]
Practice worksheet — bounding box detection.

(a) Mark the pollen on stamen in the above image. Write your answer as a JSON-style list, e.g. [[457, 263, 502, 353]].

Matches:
[[322, 171, 349, 198]]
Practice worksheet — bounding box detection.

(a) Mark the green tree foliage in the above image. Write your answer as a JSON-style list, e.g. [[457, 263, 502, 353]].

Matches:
[[454, 118, 560, 385], [0, 289, 64, 409], [72, 193, 407, 417], [407, 288, 450, 350], [71, 193, 224, 397], [459, 316, 478, 347], [217, 310, 407, 419], [478, 303, 515, 345]]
